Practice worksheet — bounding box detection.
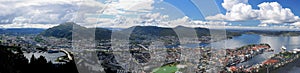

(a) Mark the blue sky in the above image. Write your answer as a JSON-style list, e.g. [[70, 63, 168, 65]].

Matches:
[[165, 0, 300, 19], [163, 0, 204, 20], [164, 0, 300, 26]]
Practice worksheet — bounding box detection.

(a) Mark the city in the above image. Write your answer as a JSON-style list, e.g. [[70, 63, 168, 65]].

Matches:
[[1, 0, 300, 73]]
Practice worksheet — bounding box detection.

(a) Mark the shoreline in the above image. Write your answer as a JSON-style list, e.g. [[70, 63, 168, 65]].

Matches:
[[271, 55, 300, 73]]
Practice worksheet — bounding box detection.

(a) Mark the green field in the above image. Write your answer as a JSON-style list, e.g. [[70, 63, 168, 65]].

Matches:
[[152, 65, 178, 73]]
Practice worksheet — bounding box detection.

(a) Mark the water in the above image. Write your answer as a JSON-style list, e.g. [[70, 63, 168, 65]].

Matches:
[[23, 52, 65, 63], [210, 34, 300, 51], [213, 34, 300, 66], [181, 34, 300, 72], [181, 34, 300, 51]]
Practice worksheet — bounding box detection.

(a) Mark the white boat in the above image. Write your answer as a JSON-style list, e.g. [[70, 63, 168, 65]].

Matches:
[[292, 48, 300, 53], [281, 46, 287, 50]]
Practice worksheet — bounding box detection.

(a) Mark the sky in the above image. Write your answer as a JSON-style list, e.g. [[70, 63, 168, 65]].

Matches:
[[0, 0, 300, 28]]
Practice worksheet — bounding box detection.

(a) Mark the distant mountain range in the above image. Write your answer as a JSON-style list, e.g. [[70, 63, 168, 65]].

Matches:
[[2, 22, 300, 40], [39, 22, 111, 40], [0, 28, 44, 36], [38, 22, 211, 40], [38, 22, 243, 42]]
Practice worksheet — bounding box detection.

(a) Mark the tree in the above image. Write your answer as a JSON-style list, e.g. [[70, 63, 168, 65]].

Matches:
[[30, 55, 36, 64]]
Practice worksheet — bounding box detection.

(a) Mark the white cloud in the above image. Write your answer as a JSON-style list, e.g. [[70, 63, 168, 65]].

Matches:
[[291, 22, 300, 26], [256, 2, 300, 24], [221, 0, 248, 11], [192, 21, 228, 25], [0, 0, 158, 28], [89, 13, 170, 28], [0, 0, 104, 25], [206, 3, 256, 21], [103, 0, 154, 15], [258, 23, 268, 27], [0, 23, 59, 28], [169, 16, 190, 25], [206, 0, 300, 25], [0, 0, 232, 28]]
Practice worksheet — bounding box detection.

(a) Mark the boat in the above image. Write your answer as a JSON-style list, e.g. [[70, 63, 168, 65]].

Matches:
[[267, 48, 274, 52], [48, 49, 59, 53], [281, 46, 287, 52], [292, 48, 300, 53]]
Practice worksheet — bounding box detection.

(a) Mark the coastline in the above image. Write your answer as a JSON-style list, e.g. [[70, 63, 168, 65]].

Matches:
[[271, 56, 300, 73]]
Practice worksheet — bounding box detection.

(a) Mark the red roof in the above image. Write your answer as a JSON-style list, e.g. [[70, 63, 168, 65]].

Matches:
[[230, 66, 237, 71], [263, 59, 278, 65]]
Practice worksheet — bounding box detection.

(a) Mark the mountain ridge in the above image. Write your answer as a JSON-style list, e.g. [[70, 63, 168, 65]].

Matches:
[[39, 22, 243, 41]]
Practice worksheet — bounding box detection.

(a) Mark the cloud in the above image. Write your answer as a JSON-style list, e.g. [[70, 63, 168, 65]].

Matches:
[[206, 0, 300, 25], [206, 3, 256, 21], [221, 0, 248, 11], [0, 23, 58, 28], [89, 13, 170, 28], [256, 2, 300, 24], [104, 0, 154, 14], [291, 22, 300, 26], [0, 0, 159, 28], [0, 0, 104, 25], [0, 0, 231, 28], [192, 20, 228, 25], [84, 0, 194, 28]]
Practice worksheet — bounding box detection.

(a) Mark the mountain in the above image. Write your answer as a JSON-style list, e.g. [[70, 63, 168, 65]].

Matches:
[[39, 22, 111, 40], [128, 26, 177, 37], [245, 30, 300, 36], [40, 22, 244, 42], [39, 22, 77, 39], [119, 25, 214, 38], [0, 28, 44, 36], [175, 26, 210, 37]]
